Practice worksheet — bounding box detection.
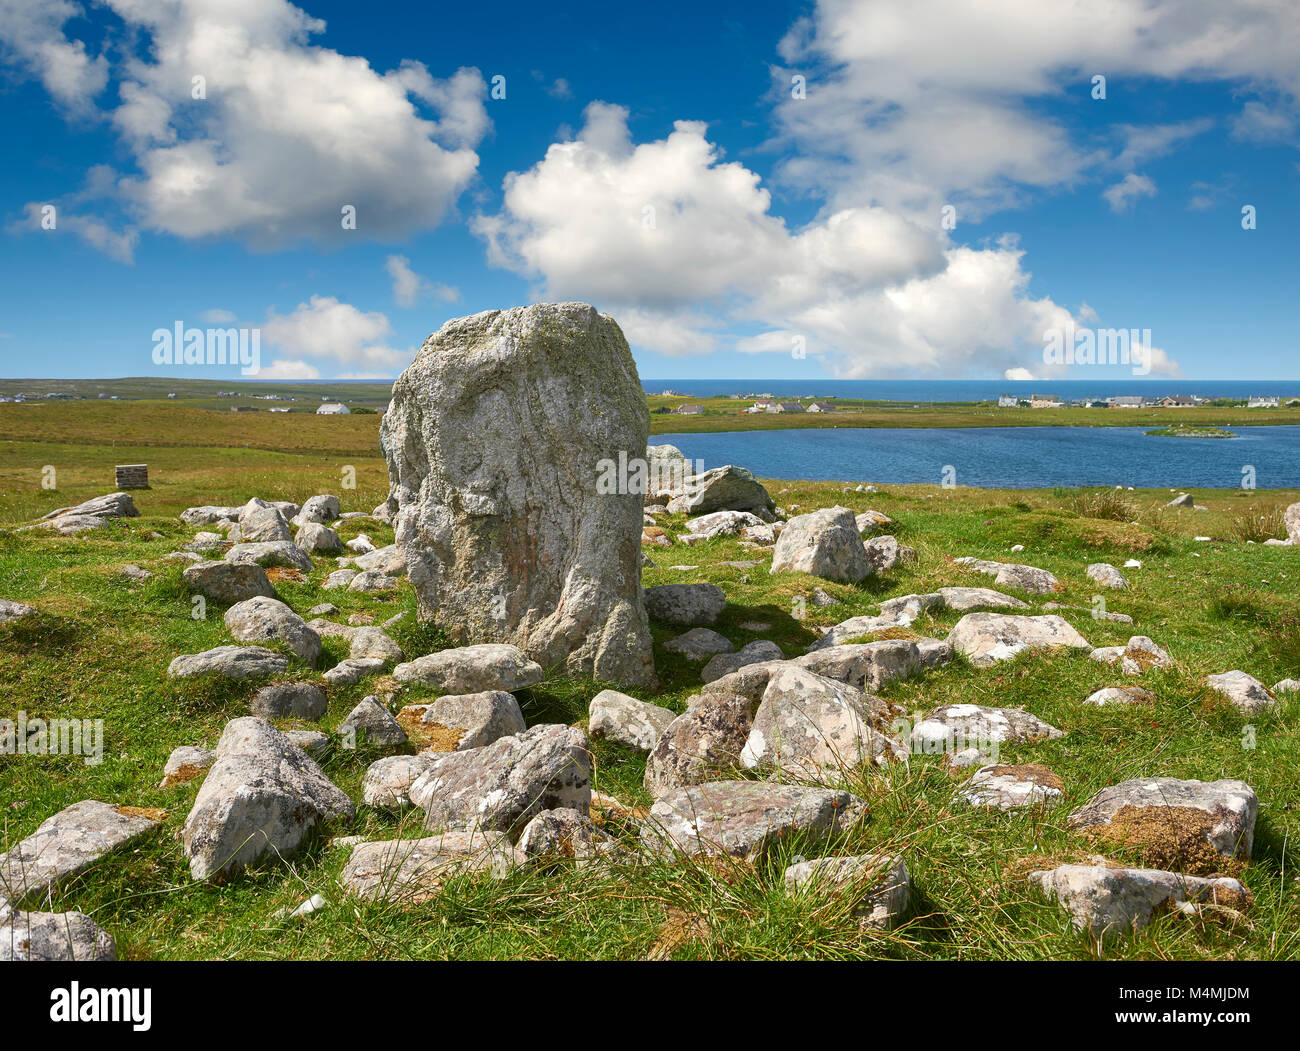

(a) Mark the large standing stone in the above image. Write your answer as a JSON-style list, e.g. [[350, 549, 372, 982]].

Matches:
[[381, 303, 655, 688], [181, 718, 355, 879], [770, 507, 870, 582]]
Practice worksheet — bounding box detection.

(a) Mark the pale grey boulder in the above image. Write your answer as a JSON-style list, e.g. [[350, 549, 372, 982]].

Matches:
[[517, 808, 598, 861], [348, 570, 398, 593], [682, 510, 765, 539], [409, 724, 591, 838], [0, 800, 161, 905], [863, 535, 917, 575], [250, 681, 328, 721], [1090, 635, 1172, 675], [793, 638, 925, 693], [295, 494, 341, 526], [183, 560, 275, 604], [159, 745, 216, 788], [643, 583, 726, 626], [381, 303, 655, 688], [663, 627, 734, 661], [0, 598, 37, 624], [294, 522, 344, 555], [915, 638, 954, 668], [393, 643, 544, 693], [0, 910, 117, 961], [643, 684, 764, 796], [588, 690, 676, 753], [960, 764, 1063, 810], [339, 697, 408, 750], [954, 557, 1062, 595], [224, 596, 322, 665], [362, 755, 439, 809], [1273, 678, 1300, 694], [701, 640, 784, 683], [182, 717, 354, 879], [1067, 777, 1257, 870], [323, 569, 357, 589], [181, 505, 242, 527], [225, 541, 313, 573], [1166, 493, 1195, 508], [741, 665, 905, 782], [642, 781, 867, 860], [911, 704, 1063, 752], [1030, 864, 1252, 939], [947, 613, 1091, 667], [405, 691, 527, 751], [1084, 685, 1156, 706], [770, 507, 871, 583], [855, 510, 892, 533], [352, 544, 407, 575], [348, 627, 403, 664], [238, 503, 291, 543], [1206, 670, 1277, 715], [340, 831, 523, 901], [323, 657, 387, 685], [1086, 563, 1129, 589], [784, 853, 910, 929], [167, 645, 287, 680], [665, 465, 773, 516], [40, 491, 138, 522]]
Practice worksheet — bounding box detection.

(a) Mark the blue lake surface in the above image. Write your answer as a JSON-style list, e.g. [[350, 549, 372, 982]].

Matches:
[[650, 426, 1300, 489]]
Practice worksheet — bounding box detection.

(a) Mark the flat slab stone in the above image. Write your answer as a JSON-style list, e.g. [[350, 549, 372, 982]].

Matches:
[[225, 541, 313, 573], [392, 644, 544, 693], [783, 853, 910, 929], [0, 598, 38, 624], [954, 557, 1062, 594], [1206, 670, 1277, 715], [701, 640, 784, 683], [159, 745, 216, 788], [0, 800, 161, 905], [663, 627, 734, 661], [341, 832, 523, 902], [960, 764, 1063, 810], [399, 691, 527, 752], [1067, 777, 1257, 873], [589, 690, 676, 753], [0, 909, 117, 961], [912, 704, 1063, 752], [167, 645, 288, 680], [183, 560, 275, 604], [642, 583, 727, 626], [323, 657, 387, 685], [642, 781, 867, 860], [947, 613, 1091, 667], [1084, 685, 1155, 706], [1030, 863, 1253, 938]]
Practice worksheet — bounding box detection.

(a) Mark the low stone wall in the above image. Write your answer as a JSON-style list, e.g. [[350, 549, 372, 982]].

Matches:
[[115, 464, 149, 490]]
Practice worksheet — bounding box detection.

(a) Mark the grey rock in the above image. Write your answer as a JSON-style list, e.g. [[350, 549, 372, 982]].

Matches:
[[348, 627, 403, 663], [309, 603, 339, 616], [0, 598, 37, 624], [701, 640, 784, 683], [362, 755, 439, 809], [224, 596, 321, 665], [665, 464, 773, 515], [1166, 493, 1195, 508], [323, 657, 388, 685], [160, 745, 216, 788], [182, 717, 354, 879], [792, 638, 926, 693], [405, 691, 527, 751], [517, 808, 598, 861], [225, 541, 313, 573], [183, 560, 275, 604], [1086, 562, 1129, 589], [960, 764, 1063, 810], [588, 690, 676, 753], [1285, 501, 1300, 543], [348, 570, 399, 593], [167, 645, 288, 680], [1084, 685, 1156, 706], [238, 503, 291, 543], [339, 697, 408, 750], [180, 505, 242, 527], [770, 506, 870, 583], [784, 853, 910, 929], [294, 522, 344, 554], [643, 583, 726, 626], [323, 569, 358, 589], [911, 704, 1063, 751], [40, 491, 138, 521], [1090, 635, 1172, 676], [682, 510, 765, 539], [947, 613, 1091, 667], [284, 729, 331, 760], [954, 557, 1062, 595], [393, 643, 544, 693], [1273, 678, 1300, 694], [663, 627, 734, 661], [1206, 670, 1277, 715], [340, 831, 523, 901], [250, 681, 328, 721], [863, 534, 917, 575], [0, 910, 116, 961], [296, 494, 341, 525]]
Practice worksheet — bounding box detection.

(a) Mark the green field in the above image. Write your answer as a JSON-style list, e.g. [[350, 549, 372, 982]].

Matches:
[[2, 404, 1299, 960]]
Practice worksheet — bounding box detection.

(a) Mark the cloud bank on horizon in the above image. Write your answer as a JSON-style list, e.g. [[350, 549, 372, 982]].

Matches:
[[2, 0, 1297, 381]]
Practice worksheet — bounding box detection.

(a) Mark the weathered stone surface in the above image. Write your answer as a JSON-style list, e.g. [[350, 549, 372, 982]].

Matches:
[[409, 724, 591, 838], [1206, 670, 1277, 715], [683, 510, 765, 539], [181, 505, 242, 527], [665, 465, 773, 515], [0, 598, 37, 624], [809, 588, 1025, 650], [517, 808, 598, 861], [393, 644, 544, 693], [1274, 678, 1300, 694], [323, 569, 357, 590], [352, 545, 407, 575], [348, 570, 398, 593], [362, 755, 439, 809], [1166, 493, 1195, 508], [793, 639, 925, 693], [911, 704, 1063, 751], [1030, 863, 1253, 938], [347, 533, 376, 554], [348, 627, 403, 664], [643, 583, 726, 626], [960, 764, 1063, 810], [294, 522, 344, 554], [954, 557, 1062, 595], [1084, 685, 1156, 706], [1067, 778, 1257, 872], [238, 503, 291, 543], [341, 831, 523, 901], [784, 853, 910, 929], [183, 560, 275, 604], [644, 687, 761, 796], [224, 596, 322, 665], [160, 745, 216, 788], [250, 681, 327, 721], [741, 665, 904, 782], [855, 510, 892, 533], [770, 507, 870, 583], [381, 303, 655, 688], [402, 691, 527, 753], [339, 697, 408, 750], [1090, 635, 1172, 675], [296, 494, 341, 525], [915, 638, 954, 668], [41, 491, 139, 522], [322, 657, 387, 685], [663, 627, 734, 661], [701, 640, 784, 683], [167, 645, 288, 680], [182, 717, 354, 879], [863, 535, 917, 575], [225, 541, 313, 573], [947, 613, 1091, 667], [0, 800, 161, 905], [28, 513, 114, 535], [285, 729, 331, 759], [642, 781, 867, 859], [1286, 502, 1300, 543], [1086, 563, 1129, 589], [0, 910, 117, 961], [588, 690, 676, 753]]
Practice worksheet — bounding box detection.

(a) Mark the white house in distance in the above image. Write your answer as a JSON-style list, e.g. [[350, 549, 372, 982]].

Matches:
[[674, 403, 703, 415], [1029, 394, 1064, 408], [1109, 396, 1145, 408], [766, 401, 805, 413], [1248, 395, 1280, 408], [806, 401, 835, 413], [997, 394, 1020, 407], [316, 402, 350, 415]]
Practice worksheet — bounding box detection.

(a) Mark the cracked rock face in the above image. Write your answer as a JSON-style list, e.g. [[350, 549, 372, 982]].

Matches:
[[381, 303, 656, 689], [946, 613, 1091, 667], [641, 781, 867, 860]]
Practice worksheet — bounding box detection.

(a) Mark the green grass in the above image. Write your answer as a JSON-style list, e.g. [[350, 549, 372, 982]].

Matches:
[[2, 432, 1300, 959]]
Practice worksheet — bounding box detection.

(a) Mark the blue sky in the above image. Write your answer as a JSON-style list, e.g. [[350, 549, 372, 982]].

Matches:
[[1, 0, 1297, 382]]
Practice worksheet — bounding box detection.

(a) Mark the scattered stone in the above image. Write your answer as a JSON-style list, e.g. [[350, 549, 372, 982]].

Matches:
[[961, 764, 1063, 810], [1030, 863, 1253, 938], [1086, 563, 1129, 589], [1084, 685, 1156, 706], [181, 505, 241, 527], [346, 533, 376, 554], [810, 587, 839, 608], [1284, 501, 1300, 543], [362, 755, 439, 809], [855, 510, 892, 533], [1067, 777, 1257, 873], [1206, 670, 1277, 715], [643, 583, 727, 626], [683, 510, 765, 539], [701, 640, 784, 683], [954, 557, 1062, 595], [863, 534, 917, 575], [663, 627, 734, 661], [119, 564, 152, 582], [238, 503, 292, 543], [0, 800, 162, 905], [284, 729, 332, 760], [794, 638, 930, 692], [1090, 635, 1172, 675], [275, 893, 328, 921], [393, 643, 544, 693], [589, 690, 677, 753], [947, 613, 1091, 667], [770, 506, 871, 582], [401, 691, 526, 752], [409, 724, 591, 837], [323, 569, 358, 589], [295, 494, 341, 526], [339, 697, 408, 750], [323, 657, 388, 685], [294, 522, 344, 554], [348, 627, 403, 664], [0, 598, 37, 624], [40, 491, 139, 522], [0, 910, 116, 961], [911, 704, 1063, 750], [1166, 493, 1194, 508], [225, 541, 313, 573], [224, 596, 322, 664], [341, 831, 523, 901], [167, 645, 288, 681], [643, 687, 760, 797], [665, 465, 773, 516], [309, 603, 338, 616], [160, 745, 216, 788], [1124, 558, 1142, 568], [182, 717, 354, 879], [1273, 678, 1300, 694], [784, 853, 910, 929], [183, 560, 275, 604], [348, 570, 398, 593], [642, 781, 866, 859], [517, 808, 599, 862]]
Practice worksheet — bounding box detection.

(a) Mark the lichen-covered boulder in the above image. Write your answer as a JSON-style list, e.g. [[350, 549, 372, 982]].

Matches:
[[380, 303, 656, 689], [946, 613, 1090, 667], [770, 507, 871, 583]]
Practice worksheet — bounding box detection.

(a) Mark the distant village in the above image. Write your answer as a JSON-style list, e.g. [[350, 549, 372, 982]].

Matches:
[[0, 390, 384, 415]]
